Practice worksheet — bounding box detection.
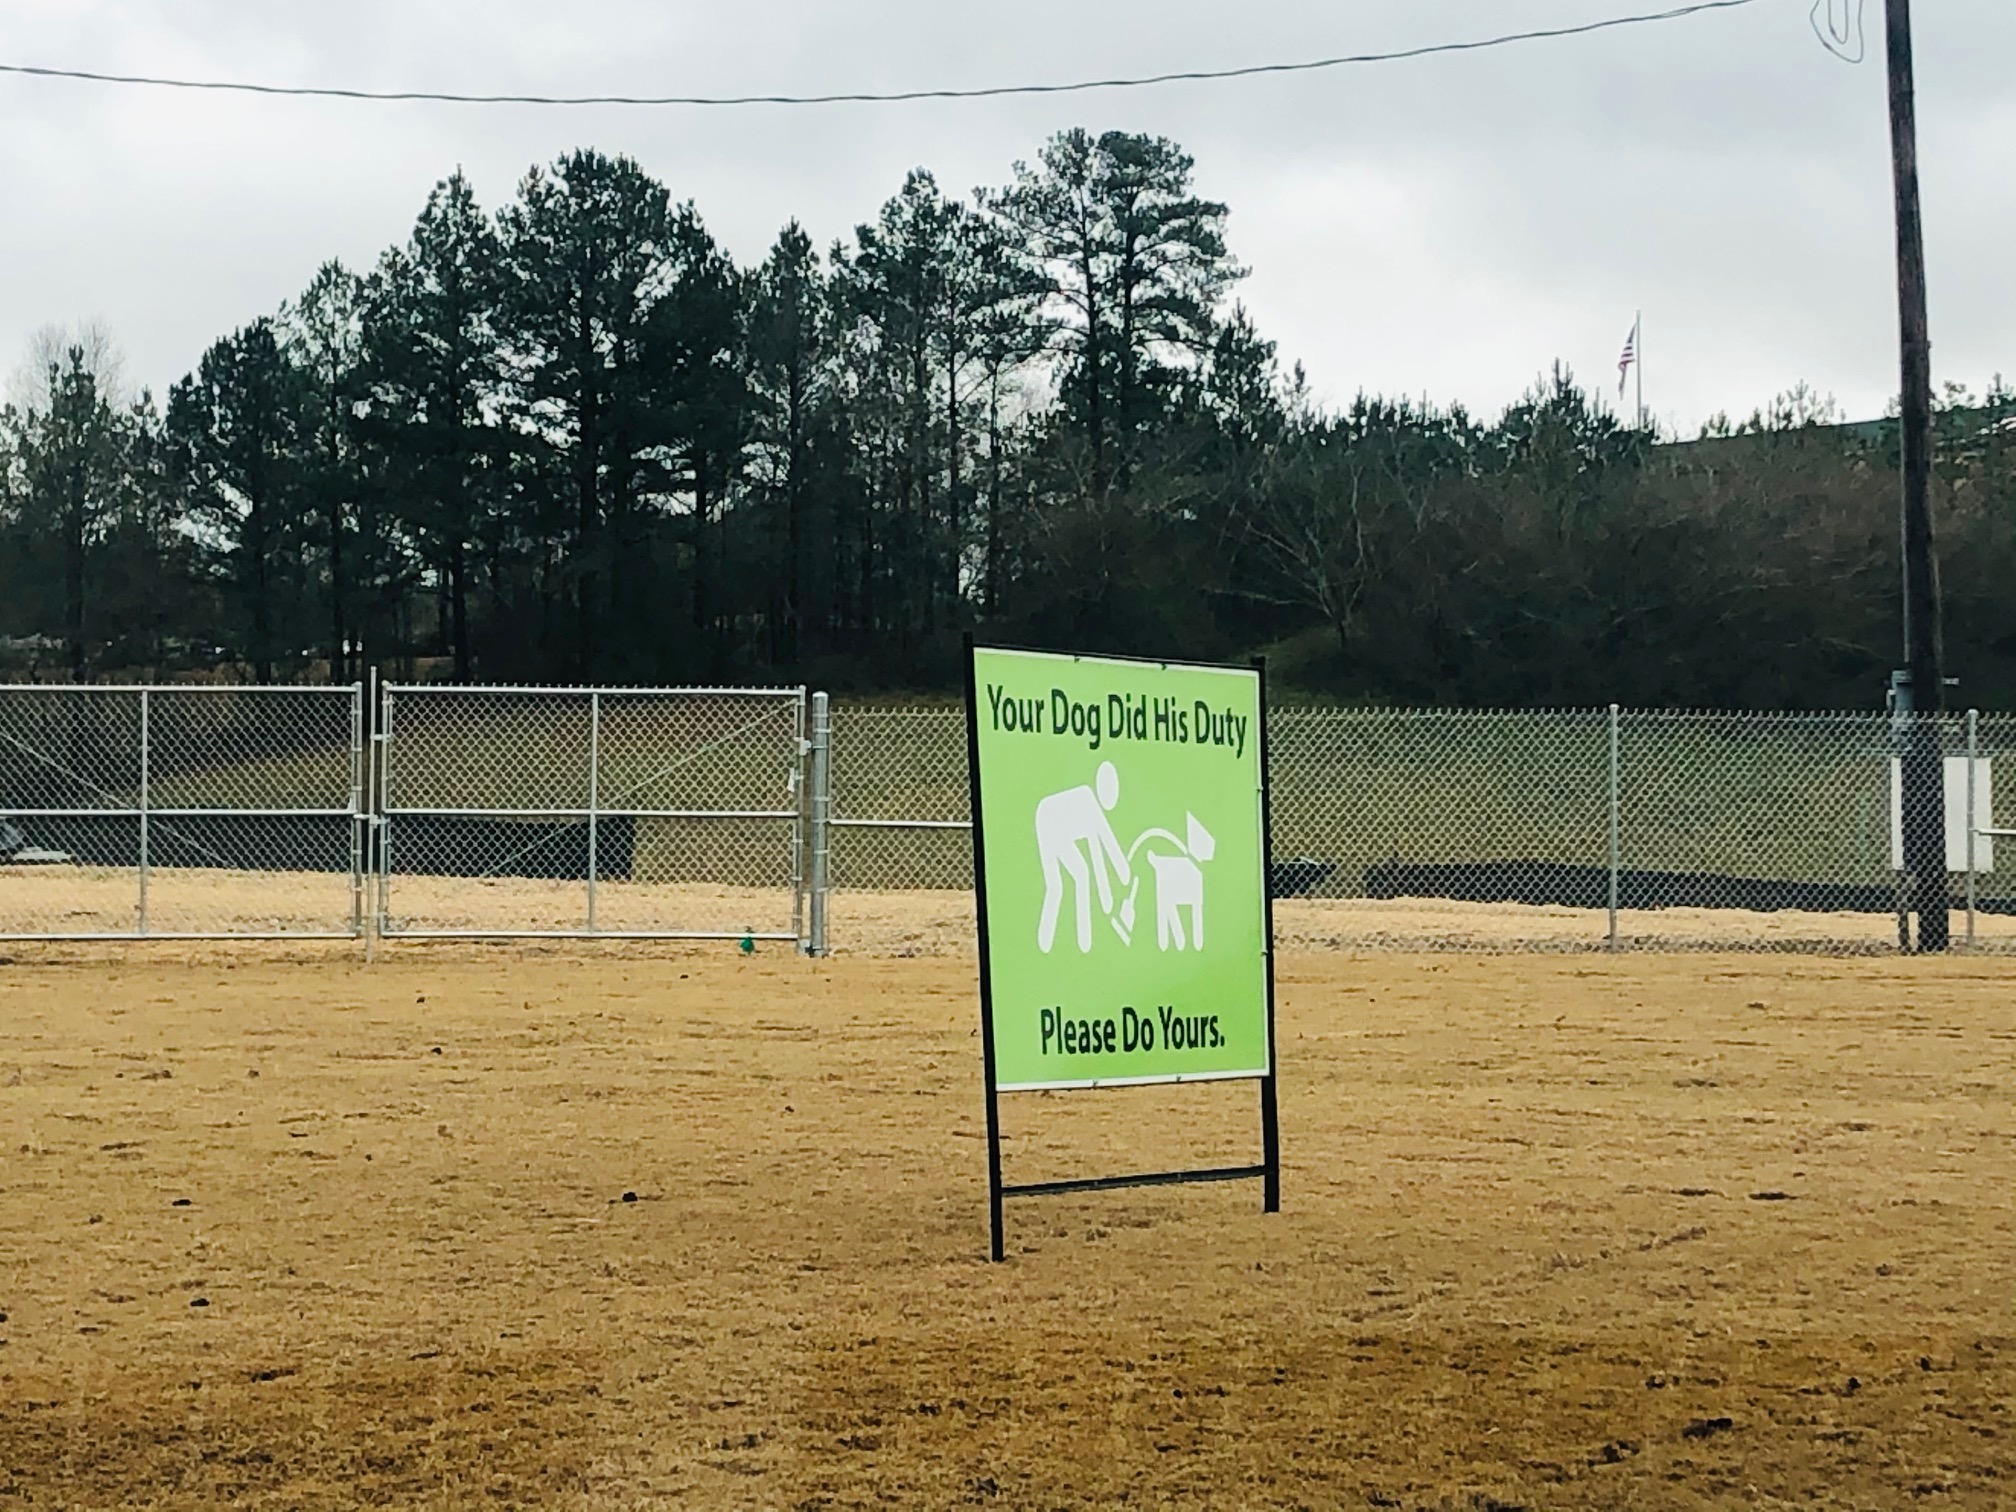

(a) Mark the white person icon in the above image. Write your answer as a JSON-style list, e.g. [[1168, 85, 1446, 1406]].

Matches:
[[1034, 760, 1132, 954]]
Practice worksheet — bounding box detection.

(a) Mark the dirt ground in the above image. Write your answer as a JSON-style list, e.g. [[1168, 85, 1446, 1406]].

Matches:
[[18, 864, 2016, 956], [0, 946, 2010, 1510], [836, 888, 2016, 957]]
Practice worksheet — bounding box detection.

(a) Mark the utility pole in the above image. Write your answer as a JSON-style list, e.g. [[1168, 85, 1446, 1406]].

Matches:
[[1886, 0, 1947, 951]]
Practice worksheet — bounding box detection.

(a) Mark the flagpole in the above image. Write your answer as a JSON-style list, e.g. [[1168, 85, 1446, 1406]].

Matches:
[[1635, 310, 1644, 433]]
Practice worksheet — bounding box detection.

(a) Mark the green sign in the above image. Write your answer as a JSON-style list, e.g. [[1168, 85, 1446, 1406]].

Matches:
[[969, 647, 1271, 1091]]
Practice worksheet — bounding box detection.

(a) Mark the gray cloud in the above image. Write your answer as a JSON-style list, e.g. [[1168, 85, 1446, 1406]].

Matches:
[[3, 0, 2009, 432]]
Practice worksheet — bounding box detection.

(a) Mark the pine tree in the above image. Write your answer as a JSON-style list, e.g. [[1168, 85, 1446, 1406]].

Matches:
[[647, 206, 747, 676], [747, 222, 830, 666], [985, 130, 1241, 495], [497, 150, 678, 677], [359, 171, 504, 680], [282, 260, 367, 681], [11, 349, 126, 678], [94, 390, 196, 673], [168, 320, 309, 682]]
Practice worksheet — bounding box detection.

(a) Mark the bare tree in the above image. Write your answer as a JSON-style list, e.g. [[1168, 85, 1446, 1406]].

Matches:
[[7, 320, 126, 413]]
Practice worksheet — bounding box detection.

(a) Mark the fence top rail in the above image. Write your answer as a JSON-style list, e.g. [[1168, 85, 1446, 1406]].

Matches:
[[1268, 706, 1999, 721], [1, 806, 359, 817], [383, 683, 806, 698], [828, 703, 2008, 721], [0, 683, 361, 695], [381, 805, 797, 819], [1616, 708, 1983, 722], [832, 703, 963, 715]]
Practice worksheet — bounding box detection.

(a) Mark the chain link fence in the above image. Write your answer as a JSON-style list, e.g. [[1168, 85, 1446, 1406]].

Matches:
[[7, 683, 2009, 956], [826, 703, 2016, 955], [377, 684, 807, 940], [0, 684, 363, 938]]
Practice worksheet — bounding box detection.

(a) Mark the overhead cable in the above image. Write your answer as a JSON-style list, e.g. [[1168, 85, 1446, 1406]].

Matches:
[[0, 1, 1763, 109]]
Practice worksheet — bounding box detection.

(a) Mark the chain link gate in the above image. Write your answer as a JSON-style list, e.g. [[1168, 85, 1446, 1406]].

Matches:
[[376, 684, 809, 943], [823, 703, 974, 956], [0, 684, 365, 939]]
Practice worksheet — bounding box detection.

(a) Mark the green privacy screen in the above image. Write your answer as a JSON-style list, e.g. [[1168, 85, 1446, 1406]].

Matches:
[[969, 646, 1271, 1092]]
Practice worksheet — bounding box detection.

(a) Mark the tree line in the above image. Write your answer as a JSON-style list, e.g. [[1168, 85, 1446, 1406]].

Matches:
[[2, 129, 2011, 708]]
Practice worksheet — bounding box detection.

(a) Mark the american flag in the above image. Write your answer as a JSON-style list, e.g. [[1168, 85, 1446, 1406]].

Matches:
[[1617, 319, 1639, 397]]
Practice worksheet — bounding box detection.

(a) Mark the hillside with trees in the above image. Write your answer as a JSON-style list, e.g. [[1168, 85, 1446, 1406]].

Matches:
[[2, 130, 2010, 708]]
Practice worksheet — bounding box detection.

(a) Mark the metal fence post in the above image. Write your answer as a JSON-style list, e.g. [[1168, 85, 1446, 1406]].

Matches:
[[365, 667, 380, 951], [1607, 702, 1621, 949], [587, 691, 601, 933], [1890, 688, 1911, 952], [790, 690, 809, 949], [349, 681, 365, 938], [1967, 708, 1979, 948], [137, 688, 151, 936], [377, 679, 393, 941], [808, 692, 832, 957]]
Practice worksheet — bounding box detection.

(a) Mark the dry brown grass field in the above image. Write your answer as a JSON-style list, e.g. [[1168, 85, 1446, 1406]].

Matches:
[[0, 942, 2010, 1510]]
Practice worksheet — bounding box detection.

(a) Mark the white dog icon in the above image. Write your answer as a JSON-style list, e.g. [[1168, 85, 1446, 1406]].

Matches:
[[1115, 812, 1215, 952]]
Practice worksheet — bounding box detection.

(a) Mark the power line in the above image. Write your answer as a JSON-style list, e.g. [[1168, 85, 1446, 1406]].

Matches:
[[0, 0, 1761, 110]]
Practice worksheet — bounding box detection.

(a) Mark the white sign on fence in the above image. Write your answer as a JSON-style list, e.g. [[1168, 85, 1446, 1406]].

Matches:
[[1888, 756, 1995, 873]]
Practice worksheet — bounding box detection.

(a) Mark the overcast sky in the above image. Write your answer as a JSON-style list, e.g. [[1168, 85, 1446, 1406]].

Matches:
[[2, 0, 2010, 435]]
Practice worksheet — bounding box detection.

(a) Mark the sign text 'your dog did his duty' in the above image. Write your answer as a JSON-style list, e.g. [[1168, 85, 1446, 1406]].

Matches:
[[984, 683, 1252, 759]]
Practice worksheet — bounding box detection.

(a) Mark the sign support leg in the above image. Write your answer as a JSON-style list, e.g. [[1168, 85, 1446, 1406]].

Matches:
[[1260, 1074, 1280, 1214], [965, 634, 1009, 1262], [985, 1078, 1006, 1263], [1254, 655, 1281, 1216]]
